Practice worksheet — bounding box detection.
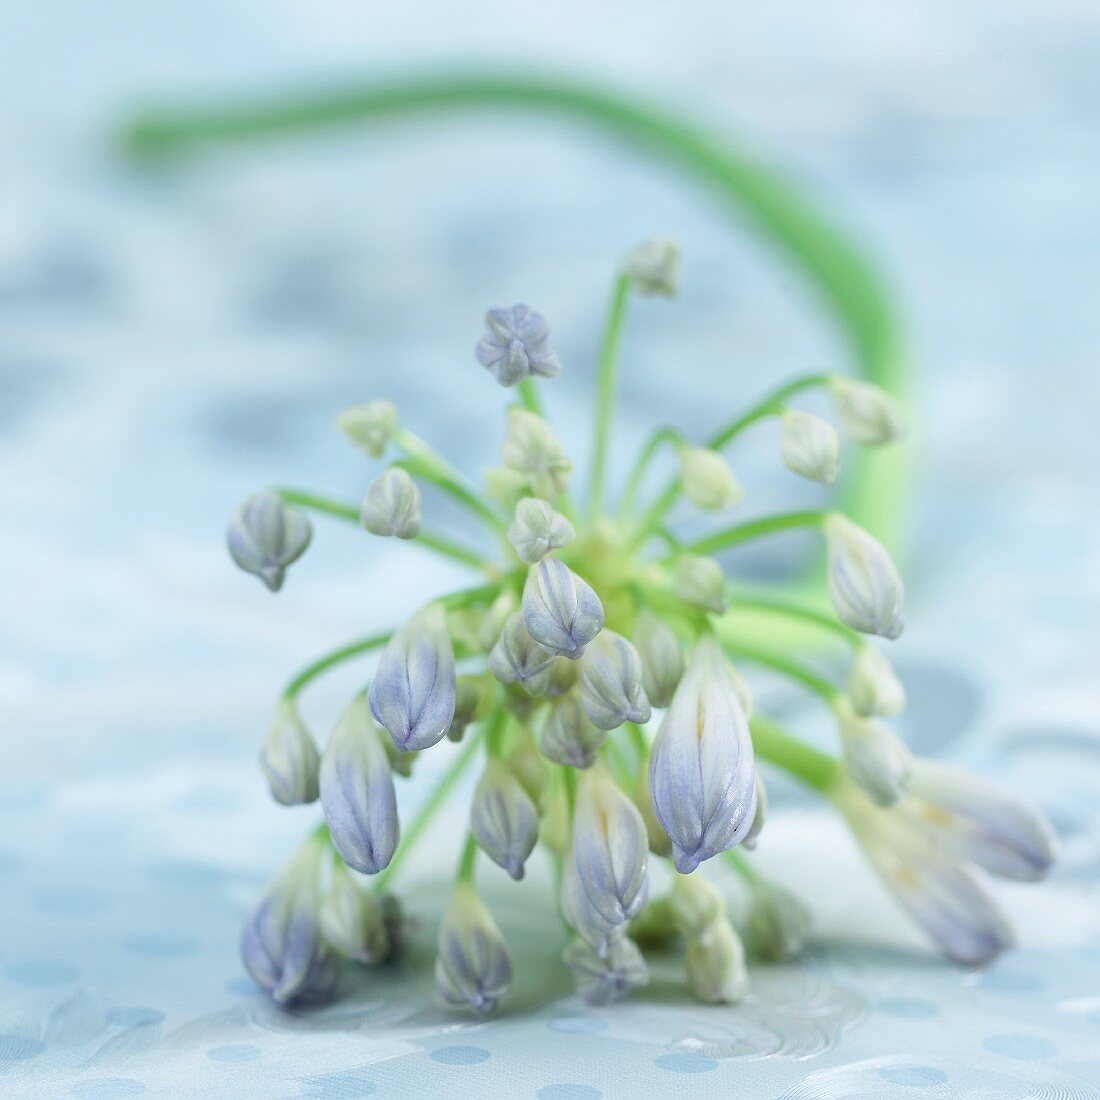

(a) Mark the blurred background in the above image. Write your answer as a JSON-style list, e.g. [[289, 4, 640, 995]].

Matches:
[[3, 2, 1100, 1097]]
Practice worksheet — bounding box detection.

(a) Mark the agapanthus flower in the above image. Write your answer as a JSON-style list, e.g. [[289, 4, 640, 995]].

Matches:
[[259, 698, 320, 806], [829, 377, 904, 445], [674, 554, 728, 614], [679, 445, 743, 511], [522, 556, 604, 658], [501, 409, 573, 500], [685, 916, 749, 1004], [470, 757, 540, 880], [623, 238, 680, 297], [824, 514, 905, 639], [507, 497, 574, 564], [563, 935, 649, 1005], [435, 883, 512, 1014], [488, 611, 556, 694], [360, 467, 421, 539], [336, 399, 398, 458], [780, 409, 840, 484], [833, 696, 911, 807], [633, 608, 684, 708], [578, 631, 651, 730], [540, 690, 606, 769], [476, 304, 562, 387], [320, 861, 390, 964], [227, 490, 312, 592], [847, 645, 906, 717]]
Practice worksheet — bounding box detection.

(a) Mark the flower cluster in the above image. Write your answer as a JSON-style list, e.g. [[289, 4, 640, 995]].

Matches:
[[229, 240, 1056, 1012]]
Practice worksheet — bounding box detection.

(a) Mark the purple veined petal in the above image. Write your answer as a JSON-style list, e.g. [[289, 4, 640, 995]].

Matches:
[[476, 304, 561, 387], [226, 490, 312, 592], [522, 557, 604, 659], [648, 636, 756, 873], [824, 514, 905, 639], [369, 604, 456, 751], [434, 883, 512, 1015], [320, 696, 399, 875], [488, 611, 556, 693], [470, 757, 540, 881], [560, 847, 619, 957], [578, 631, 651, 730]]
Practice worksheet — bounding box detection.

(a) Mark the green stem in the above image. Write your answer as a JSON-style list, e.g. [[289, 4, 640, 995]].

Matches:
[[122, 70, 909, 554], [723, 847, 759, 883], [619, 426, 681, 518], [627, 479, 682, 551], [726, 593, 858, 646], [283, 630, 392, 699], [517, 378, 543, 417], [457, 831, 479, 884], [750, 716, 838, 792], [626, 722, 649, 763], [707, 372, 831, 450], [685, 509, 829, 558], [371, 724, 486, 894], [275, 487, 358, 523], [589, 273, 631, 518], [414, 530, 490, 570], [724, 643, 839, 703]]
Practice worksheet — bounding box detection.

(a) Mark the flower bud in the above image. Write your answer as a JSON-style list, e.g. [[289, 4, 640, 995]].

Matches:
[[779, 409, 840, 485], [560, 838, 618, 956], [633, 609, 684, 709], [679, 446, 743, 511], [335, 399, 398, 458], [824, 514, 905, 639], [624, 238, 680, 297], [319, 861, 390, 964], [674, 554, 728, 615], [369, 604, 456, 751], [649, 635, 756, 873], [563, 935, 649, 1006], [745, 880, 811, 962], [226, 490, 312, 592], [834, 697, 911, 807], [320, 696, 399, 874], [447, 677, 482, 742], [360, 467, 421, 539], [742, 773, 767, 850], [488, 611, 556, 694], [573, 763, 649, 926], [259, 698, 320, 805], [508, 497, 575, 564], [667, 871, 725, 939], [470, 757, 539, 880], [685, 916, 748, 1004], [476, 304, 562, 387], [522, 557, 605, 659], [540, 690, 606, 769], [435, 883, 512, 1014], [579, 631, 651, 730], [847, 646, 906, 717], [829, 377, 904, 445], [501, 409, 572, 500], [240, 839, 336, 1005]]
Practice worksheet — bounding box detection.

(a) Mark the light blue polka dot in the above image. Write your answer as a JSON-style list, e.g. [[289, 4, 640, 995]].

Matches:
[[876, 998, 939, 1019], [124, 934, 199, 958], [879, 1066, 949, 1087], [537, 1086, 602, 1100], [977, 970, 1044, 995], [108, 1007, 165, 1027], [207, 1044, 261, 1062], [982, 1034, 1058, 1060], [0, 1034, 45, 1061], [5, 958, 79, 985], [655, 1053, 717, 1074], [429, 1046, 491, 1065], [548, 1015, 609, 1034], [70, 1079, 147, 1098]]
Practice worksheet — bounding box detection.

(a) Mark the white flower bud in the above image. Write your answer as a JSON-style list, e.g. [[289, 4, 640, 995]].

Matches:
[[470, 757, 539, 880], [745, 880, 811, 961], [540, 690, 606, 769], [579, 631, 651, 730], [633, 609, 684, 709], [360, 467, 421, 539], [780, 410, 840, 485], [522, 557, 605, 659], [488, 611, 556, 694], [563, 935, 649, 1005], [259, 698, 320, 805], [507, 497, 575, 564], [476, 304, 561, 387], [623, 238, 680, 298], [573, 763, 649, 926], [679, 446, 743, 511], [319, 861, 390, 964], [226, 490, 312, 592], [668, 873, 726, 938], [335, 399, 398, 458], [435, 883, 512, 1015], [685, 916, 748, 1004], [834, 697, 911, 807], [369, 604, 456, 751], [829, 377, 904, 445], [824, 515, 905, 639], [847, 646, 906, 717], [501, 409, 573, 500], [674, 554, 728, 615]]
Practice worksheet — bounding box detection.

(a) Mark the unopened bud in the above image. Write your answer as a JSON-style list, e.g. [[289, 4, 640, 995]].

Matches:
[[624, 238, 680, 298], [360, 467, 421, 539], [674, 554, 728, 615], [680, 446, 743, 511], [335, 399, 398, 458], [508, 497, 574, 564], [226, 490, 312, 592], [829, 377, 903, 445], [780, 409, 840, 484]]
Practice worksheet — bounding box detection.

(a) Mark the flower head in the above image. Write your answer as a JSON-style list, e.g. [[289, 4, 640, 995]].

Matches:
[[680, 446, 743, 511], [522, 556, 605, 659], [563, 935, 649, 1005], [470, 757, 540, 880], [780, 409, 840, 484], [501, 409, 573, 500], [829, 378, 903, 445], [508, 497, 575, 564], [476, 304, 562, 387], [649, 635, 756, 873], [319, 861, 390, 964], [624, 238, 680, 297], [336, 399, 398, 458], [369, 604, 456, 751], [320, 696, 399, 874], [360, 467, 421, 539], [435, 882, 512, 1014], [824, 514, 905, 639], [847, 646, 906, 717], [259, 698, 320, 806], [227, 490, 312, 592], [579, 631, 651, 730]]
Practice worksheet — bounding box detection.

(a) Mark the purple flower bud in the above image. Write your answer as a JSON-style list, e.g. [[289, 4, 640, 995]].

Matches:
[[824, 515, 905, 639], [226, 490, 312, 592], [648, 635, 756, 873], [507, 497, 574, 564], [522, 557, 604, 659], [259, 699, 320, 805], [488, 611, 556, 694], [320, 696, 399, 875], [470, 758, 539, 880], [360, 467, 421, 539], [476, 304, 562, 387], [369, 604, 456, 751], [560, 850, 619, 957], [435, 883, 512, 1015], [579, 631, 651, 730], [563, 935, 649, 1006], [540, 690, 606, 769]]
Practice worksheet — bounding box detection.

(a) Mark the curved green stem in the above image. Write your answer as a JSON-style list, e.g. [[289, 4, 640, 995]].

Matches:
[[283, 630, 392, 699], [726, 592, 858, 647], [619, 426, 681, 519], [457, 831, 479, 884], [589, 273, 631, 518], [122, 70, 909, 555], [707, 372, 831, 450], [371, 724, 486, 895], [750, 716, 838, 792], [414, 530, 491, 570], [276, 487, 359, 523], [627, 480, 682, 551], [725, 643, 839, 704], [390, 453, 505, 534], [517, 377, 544, 417], [685, 509, 829, 558]]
